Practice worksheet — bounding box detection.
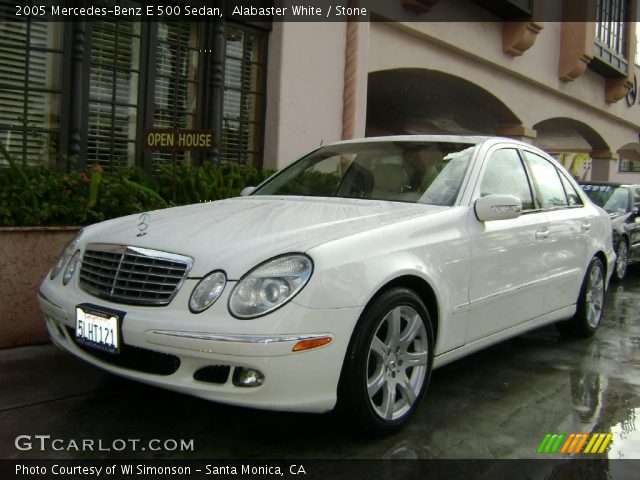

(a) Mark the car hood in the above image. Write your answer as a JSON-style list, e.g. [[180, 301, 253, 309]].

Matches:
[[81, 196, 447, 278]]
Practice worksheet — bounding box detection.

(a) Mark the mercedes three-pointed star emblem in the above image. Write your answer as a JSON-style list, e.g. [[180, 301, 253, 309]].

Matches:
[[137, 213, 150, 237]]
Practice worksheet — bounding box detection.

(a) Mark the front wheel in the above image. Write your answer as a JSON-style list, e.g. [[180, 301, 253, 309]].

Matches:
[[339, 288, 434, 434], [614, 239, 628, 282], [558, 257, 606, 337]]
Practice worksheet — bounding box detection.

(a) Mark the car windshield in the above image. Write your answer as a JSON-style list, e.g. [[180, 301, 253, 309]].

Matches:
[[252, 141, 478, 206], [581, 184, 630, 213]]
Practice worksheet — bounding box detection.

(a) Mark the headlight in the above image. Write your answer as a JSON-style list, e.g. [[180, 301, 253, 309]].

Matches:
[[62, 250, 81, 285], [50, 233, 82, 280], [229, 254, 313, 319], [189, 271, 227, 313]]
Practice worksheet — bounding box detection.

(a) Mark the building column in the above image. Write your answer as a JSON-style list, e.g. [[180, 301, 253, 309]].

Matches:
[[590, 150, 618, 181], [495, 123, 537, 144], [64, 22, 90, 170], [209, 20, 226, 164], [342, 20, 369, 140]]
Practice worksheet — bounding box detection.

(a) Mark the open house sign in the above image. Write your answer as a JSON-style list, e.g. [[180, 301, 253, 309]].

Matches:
[[144, 129, 215, 151]]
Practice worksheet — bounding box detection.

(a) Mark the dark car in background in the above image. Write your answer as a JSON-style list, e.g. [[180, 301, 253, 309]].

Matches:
[[579, 182, 640, 281]]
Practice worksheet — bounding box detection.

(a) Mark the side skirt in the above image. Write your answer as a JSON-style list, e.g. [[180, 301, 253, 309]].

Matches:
[[432, 305, 576, 369]]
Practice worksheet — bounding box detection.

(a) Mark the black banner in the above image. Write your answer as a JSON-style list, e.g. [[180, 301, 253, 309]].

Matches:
[[2, 459, 640, 480], [3, 0, 630, 23]]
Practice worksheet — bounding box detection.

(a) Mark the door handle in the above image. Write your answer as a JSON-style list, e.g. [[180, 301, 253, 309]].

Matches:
[[535, 228, 550, 239], [582, 222, 591, 231]]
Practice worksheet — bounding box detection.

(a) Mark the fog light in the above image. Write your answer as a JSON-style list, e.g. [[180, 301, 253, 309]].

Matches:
[[232, 367, 265, 387]]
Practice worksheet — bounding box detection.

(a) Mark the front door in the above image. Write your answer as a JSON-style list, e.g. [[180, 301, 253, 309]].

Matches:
[[467, 147, 551, 343]]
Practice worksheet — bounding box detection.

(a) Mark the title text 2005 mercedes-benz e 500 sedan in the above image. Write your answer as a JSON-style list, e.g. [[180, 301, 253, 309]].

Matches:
[[38, 136, 614, 432]]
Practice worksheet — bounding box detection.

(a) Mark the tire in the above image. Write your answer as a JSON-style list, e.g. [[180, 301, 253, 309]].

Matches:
[[613, 239, 629, 282], [557, 257, 606, 337], [338, 287, 434, 434]]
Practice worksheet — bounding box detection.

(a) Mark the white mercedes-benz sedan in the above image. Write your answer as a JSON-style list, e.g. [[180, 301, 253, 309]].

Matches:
[[38, 135, 614, 432]]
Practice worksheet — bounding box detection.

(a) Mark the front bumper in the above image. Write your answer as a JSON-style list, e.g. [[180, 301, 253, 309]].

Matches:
[[37, 278, 362, 413]]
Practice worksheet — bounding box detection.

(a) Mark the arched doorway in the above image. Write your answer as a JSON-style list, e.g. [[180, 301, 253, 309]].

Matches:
[[533, 117, 610, 181], [366, 69, 521, 137]]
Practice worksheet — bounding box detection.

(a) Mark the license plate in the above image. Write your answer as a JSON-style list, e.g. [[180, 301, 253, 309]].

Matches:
[[75, 305, 122, 354]]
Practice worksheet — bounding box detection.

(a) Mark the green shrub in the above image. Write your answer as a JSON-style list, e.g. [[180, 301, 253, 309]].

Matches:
[[154, 162, 273, 205], [0, 146, 273, 227]]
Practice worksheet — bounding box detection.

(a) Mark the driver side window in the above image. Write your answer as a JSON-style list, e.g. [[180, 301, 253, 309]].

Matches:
[[480, 149, 535, 210]]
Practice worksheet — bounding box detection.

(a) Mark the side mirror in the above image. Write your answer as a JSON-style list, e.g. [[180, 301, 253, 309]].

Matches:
[[474, 194, 522, 222], [240, 186, 256, 196]]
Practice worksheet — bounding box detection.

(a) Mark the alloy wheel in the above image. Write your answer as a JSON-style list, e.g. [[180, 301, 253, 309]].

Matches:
[[616, 241, 628, 280], [366, 305, 429, 421], [585, 263, 605, 329]]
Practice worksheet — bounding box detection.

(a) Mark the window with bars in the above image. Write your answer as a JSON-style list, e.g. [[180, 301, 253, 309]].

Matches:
[[222, 27, 265, 167], [151, 21, 200, 168], [593, 0, 629, 76], [619, 158, 640, 172], [87, 21, 141, 168], [0, 11, 63, 166], [0, 17, 267, 170]]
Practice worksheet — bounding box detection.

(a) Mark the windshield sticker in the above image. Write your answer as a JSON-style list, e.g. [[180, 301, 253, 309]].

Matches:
[[581, 184, 612, 192]]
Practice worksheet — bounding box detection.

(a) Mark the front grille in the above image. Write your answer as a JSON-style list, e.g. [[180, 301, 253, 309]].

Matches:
[[79, 244, 192, 306], [66, 327, 180, 375]]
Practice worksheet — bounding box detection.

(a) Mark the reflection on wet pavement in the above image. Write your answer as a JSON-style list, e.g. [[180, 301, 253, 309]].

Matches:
[[1, 268, 639, 460], [610, 408, 640, 459]]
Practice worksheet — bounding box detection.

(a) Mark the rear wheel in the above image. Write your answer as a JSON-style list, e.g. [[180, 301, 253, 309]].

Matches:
[[557, 257, 605, 336], [339, 288, 434, 434], [614, 239, 628, 282]]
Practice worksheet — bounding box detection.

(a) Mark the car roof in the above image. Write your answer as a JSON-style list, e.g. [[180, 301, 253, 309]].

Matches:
[[332, 134, 504, 146]]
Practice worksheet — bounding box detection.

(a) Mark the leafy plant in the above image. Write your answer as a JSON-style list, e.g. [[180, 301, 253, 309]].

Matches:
[[0, 144, 273, 227], [154, 162, 272, 204]]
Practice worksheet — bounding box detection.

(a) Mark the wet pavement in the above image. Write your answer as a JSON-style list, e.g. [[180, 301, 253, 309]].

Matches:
[[1, 268, 640, 460]]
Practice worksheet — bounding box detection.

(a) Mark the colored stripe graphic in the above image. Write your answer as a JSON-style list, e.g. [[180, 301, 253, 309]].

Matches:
[[584, 433, 613, 454], [591, 434, 606, 453], [568, 433, 583, 454], [574, 433, 589, 453], [537, 434, 552, 454], [584, 434, 599, 453], [550, 433, 565, 453], [539, 433, 613, 455], [560, 433, 575, 454], [597, 433, 613, 453], [537, 433, 566, 453]]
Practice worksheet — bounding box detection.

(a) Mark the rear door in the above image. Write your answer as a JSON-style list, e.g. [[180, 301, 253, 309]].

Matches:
[[521, 150, 590, 313]]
